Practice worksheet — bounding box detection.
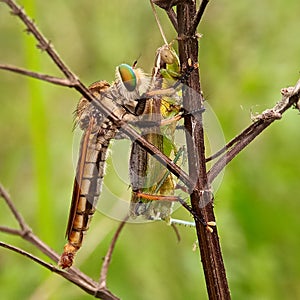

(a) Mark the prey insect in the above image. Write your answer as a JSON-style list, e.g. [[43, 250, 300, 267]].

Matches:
[[129, 43, 186, 224], [129, 4, 199, 226], [128, 48, 216, 232], [129, 1, 215, 230]]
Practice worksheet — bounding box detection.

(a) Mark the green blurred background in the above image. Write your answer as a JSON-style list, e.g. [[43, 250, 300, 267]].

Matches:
[[1, 0, 300, 299]]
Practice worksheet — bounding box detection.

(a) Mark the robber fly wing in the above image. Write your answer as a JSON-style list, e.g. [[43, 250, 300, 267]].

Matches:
[[65, 116, 95, 238]]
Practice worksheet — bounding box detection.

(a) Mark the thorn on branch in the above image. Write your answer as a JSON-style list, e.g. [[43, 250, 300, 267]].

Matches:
[[24, 27, 31, 35], [23, 19, 37, 35], [9, 4, 22, 16], [37, 40, 52, 52]]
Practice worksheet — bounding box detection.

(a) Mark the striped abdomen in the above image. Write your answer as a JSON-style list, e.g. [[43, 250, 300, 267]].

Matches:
[[60, 117, 118, 268]]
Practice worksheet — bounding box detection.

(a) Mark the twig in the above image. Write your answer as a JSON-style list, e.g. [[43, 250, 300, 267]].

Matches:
[[208, 81, 300, 183], [99, 218, 128, 289], [0, 242, 65, 274], [0, 184, 29, 232], [166, 7, 178, 31], [0, 242, 119, 300], [0, 226, 23, 235], [0, 64, 77, 87], [2, 0, 77, 81], [188, 0, 210, 35], [0, 183, 119, 300], [152, 0, 178, 31]]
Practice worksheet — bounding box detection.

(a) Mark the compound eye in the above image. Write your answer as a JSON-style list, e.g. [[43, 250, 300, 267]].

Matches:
[[118, 64, 137, 92]]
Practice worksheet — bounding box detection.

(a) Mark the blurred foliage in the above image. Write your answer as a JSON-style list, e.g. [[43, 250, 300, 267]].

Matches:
[[1, 0, 300, 299]]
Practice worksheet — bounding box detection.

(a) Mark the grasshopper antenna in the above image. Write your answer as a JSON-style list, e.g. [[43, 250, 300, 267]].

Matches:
[[150, 0, 168, 45]]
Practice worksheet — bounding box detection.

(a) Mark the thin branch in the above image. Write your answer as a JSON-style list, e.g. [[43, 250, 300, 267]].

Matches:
[[0, 226, 22, 236], [205, 126, 252, 163], [152, 0, 178, 31], [0, 64, 77, 87], [166, 8, 178, 31], [2, 0, 77, 81], [0, 242, 64, 273], [188, 0, 210, 36], [0, 183, 119, 300], [0, 242, 119, 300], [208, 81, 300, 183], [99, 218, 128, 289], [0, 184, 94, 282], [206, 82, 300, 163], [0, 184, 29, 232]]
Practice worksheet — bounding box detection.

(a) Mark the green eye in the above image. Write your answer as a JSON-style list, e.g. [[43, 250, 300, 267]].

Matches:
[[118, 64, 137, 92]]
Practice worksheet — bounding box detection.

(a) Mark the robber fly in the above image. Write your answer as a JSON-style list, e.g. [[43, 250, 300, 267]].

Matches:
[[59, 64, 151, 268]]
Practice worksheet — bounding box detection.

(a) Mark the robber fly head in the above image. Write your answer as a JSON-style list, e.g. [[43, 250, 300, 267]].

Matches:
[[116, 63, 150, 100]]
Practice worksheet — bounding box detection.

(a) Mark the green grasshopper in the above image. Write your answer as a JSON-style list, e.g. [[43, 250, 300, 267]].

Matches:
[[129, 43, 194, 226], [128, 2, 199, 227]]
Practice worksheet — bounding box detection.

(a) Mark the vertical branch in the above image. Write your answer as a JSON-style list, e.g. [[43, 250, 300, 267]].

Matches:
[[176, 2, 231, 299]]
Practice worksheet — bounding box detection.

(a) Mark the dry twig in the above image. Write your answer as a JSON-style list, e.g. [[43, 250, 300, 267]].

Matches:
[[0, 184, 120, 299]]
